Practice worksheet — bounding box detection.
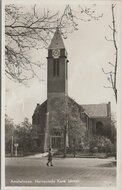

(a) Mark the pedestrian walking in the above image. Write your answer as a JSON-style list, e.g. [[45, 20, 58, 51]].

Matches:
[[47, 149, 53, 166]]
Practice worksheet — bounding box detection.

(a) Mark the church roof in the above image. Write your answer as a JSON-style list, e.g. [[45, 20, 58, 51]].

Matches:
[[48, 27, 65, 49], [81, 104, 109, 118], [33, 99, 110, 119]]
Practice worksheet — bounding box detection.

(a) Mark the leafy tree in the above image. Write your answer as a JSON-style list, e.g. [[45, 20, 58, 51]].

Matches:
[[110, 116, 116, 157], [15, 117, 33, 155], [111, 123, 116, 143], [5, 114, 15, 155], [82, 135, 113, 154], [95, 136, 113, 153]]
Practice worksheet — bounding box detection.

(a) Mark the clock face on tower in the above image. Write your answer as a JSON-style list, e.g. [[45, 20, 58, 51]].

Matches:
[[52, 49, 60, 59]]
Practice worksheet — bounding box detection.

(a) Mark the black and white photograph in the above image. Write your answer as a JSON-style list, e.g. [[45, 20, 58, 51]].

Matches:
[[2, 0, 122, 189]]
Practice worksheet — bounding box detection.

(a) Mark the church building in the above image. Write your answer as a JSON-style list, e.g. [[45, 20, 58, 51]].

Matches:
[[32, 28, 111, 153]]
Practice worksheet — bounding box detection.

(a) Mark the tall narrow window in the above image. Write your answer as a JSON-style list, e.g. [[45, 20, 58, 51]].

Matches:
[[57, 59, 59, 76], [53, 59, 59, 76], [53, 60, 56, 76]]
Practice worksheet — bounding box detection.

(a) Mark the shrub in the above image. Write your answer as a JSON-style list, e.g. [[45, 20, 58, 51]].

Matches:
[[81, 135, 113, 153]]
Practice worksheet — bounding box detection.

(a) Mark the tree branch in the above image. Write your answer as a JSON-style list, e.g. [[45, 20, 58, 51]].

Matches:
[[103, 4, 118, 103], [108, 61, 115, 67], [105, 36, 114, 42]]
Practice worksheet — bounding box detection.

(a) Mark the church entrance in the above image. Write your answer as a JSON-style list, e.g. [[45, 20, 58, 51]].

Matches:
[[51, 128, 62, 149], [51, 137, 61, 149]]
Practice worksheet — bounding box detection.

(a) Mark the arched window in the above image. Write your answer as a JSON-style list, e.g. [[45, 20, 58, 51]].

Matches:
[[96, 121, 104, 136]]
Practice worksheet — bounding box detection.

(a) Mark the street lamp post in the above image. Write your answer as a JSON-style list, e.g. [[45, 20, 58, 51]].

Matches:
[[11, 135, 14, 157], [63, 125, 67, 158], [14, 143, 18, 156]]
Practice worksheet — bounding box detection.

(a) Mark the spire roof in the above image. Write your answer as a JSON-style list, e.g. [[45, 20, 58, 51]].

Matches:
[[48, 28, 65, 49]]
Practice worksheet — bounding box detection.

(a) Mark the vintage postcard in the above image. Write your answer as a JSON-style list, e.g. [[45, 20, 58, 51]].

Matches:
[[1, 0, 122, 189]]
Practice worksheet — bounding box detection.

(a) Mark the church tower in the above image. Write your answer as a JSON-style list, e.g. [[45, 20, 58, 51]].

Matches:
[[44, 28, 69, 151], [47, 27, 68, 95], [32, 28, 112, 154]]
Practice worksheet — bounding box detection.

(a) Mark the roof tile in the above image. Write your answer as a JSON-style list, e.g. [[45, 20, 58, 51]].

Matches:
[[81, 104, 108, 118]]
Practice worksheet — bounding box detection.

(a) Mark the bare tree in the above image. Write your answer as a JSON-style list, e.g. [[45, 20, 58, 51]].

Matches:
[[49, 96, 86, 157], [5, 4, 102, 83], [102, 4, 118, 103]]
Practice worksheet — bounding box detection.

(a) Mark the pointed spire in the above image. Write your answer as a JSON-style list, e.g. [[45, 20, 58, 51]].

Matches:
[[48, 27, 65, 49]]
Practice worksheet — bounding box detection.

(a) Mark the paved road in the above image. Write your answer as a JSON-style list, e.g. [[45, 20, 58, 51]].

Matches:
[[5, 157, 116, 187]]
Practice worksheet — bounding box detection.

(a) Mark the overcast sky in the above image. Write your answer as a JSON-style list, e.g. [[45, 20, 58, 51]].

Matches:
[[5, 0, 120, 124]]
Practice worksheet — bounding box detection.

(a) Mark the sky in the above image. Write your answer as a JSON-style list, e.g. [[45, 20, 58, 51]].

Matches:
[[5, 1, 120, 124]]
